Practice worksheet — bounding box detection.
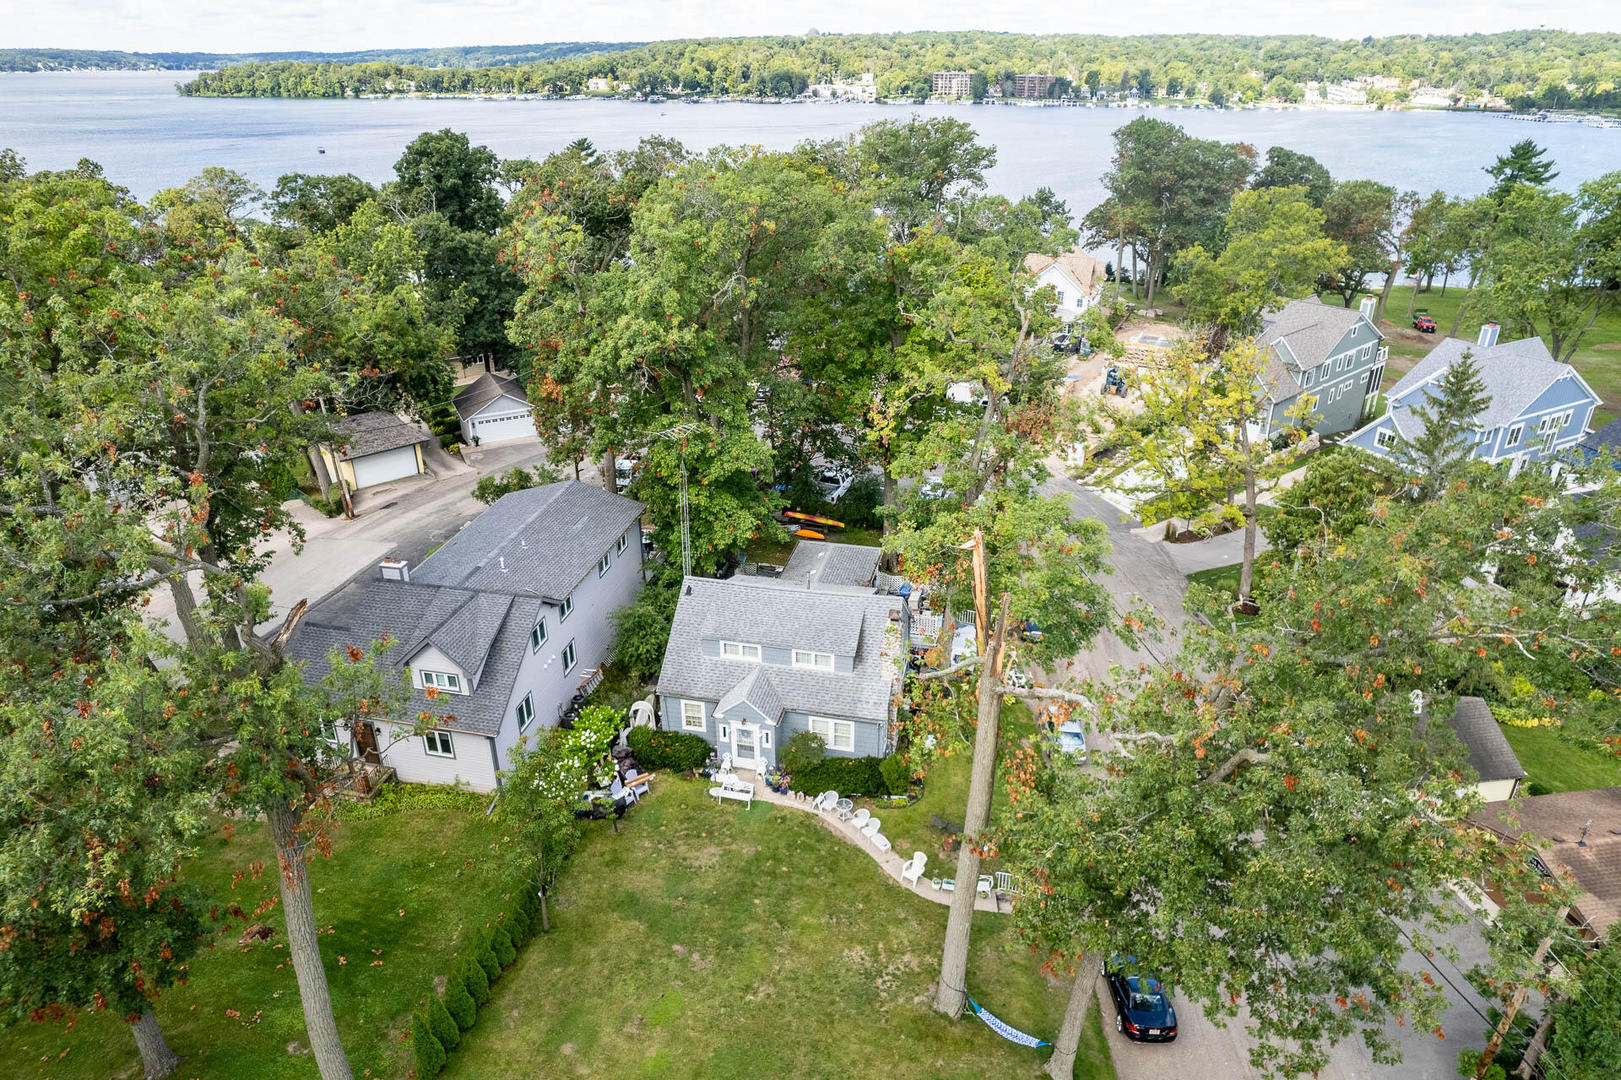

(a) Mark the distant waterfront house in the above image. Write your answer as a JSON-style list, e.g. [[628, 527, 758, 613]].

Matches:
[[656, 553, 907, 773], [321, 412, 431, 491], [284, 481, 644, 791], [1252, 296, 1387, 440], [454, 372, 535, 446], [1345, 325, 1599, 476], [1025, 249, 1108, 320]]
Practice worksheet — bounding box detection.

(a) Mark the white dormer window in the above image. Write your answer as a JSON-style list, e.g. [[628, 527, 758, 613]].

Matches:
[[1301, 371, 1314, 388], [616, 532, 629, 556], [421, 670, 463, 694], [720, 641, 762, 662], [597, 551, 612, 577], [530, 617, 547, 652], [792, 650, 835, 671], [1374, 429, 1396, 450], [559, 593, 574, 621]]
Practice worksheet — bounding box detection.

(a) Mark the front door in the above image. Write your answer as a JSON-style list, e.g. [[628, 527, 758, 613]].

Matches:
[[355, 721, 381, 764], [731, 723, 761, 772]]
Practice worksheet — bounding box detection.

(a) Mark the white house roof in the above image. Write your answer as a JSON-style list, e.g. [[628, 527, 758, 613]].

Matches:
[[1387, 335, 1595, 431]]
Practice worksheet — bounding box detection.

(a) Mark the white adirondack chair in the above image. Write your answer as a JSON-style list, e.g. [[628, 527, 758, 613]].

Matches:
[[900, 852, 927, 886], [976, 875, 995, 899]]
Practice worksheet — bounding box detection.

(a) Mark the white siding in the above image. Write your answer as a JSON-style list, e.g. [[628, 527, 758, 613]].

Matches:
[[1476, 778, 1519, 803], [382, 725, 500, 791], [407, 645, 472, 692], [459, 394, 537, 445]]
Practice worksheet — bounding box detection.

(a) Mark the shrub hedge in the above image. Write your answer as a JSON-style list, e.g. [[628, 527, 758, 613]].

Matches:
[[880, 754, 912, 796], [427, 993, 460, 1051], [461, 953, 490, 1005], [444, 971, 476, 1030], [789, 755, 887, 796], [490, 922, 517, 967], [413, 1009, 446, 1078], [627, 727, 712, 772]]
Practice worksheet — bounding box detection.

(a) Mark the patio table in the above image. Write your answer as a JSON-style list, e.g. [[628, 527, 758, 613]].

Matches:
[[835, 798, 853, 821]]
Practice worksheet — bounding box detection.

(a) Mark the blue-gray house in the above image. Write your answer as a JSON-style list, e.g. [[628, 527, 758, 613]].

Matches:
[[656, 545, 907, 773], [1345, 325, 1599, 476]]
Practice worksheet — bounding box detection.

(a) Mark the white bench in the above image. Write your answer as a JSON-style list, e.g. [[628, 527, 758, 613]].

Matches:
[[709, 780, 754, 809]]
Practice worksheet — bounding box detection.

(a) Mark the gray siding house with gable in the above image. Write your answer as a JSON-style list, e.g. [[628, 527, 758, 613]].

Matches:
[[1254, 296, 1388, 440], [1345, 327, 1599, 475], [656, 558, 907, 773], [285, 481, 644, 791]]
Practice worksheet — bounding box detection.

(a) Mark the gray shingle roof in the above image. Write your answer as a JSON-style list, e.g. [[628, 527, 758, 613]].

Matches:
[[1386, 335, 1590, 431], [1259, 352, 1304, 405], [1581, 416, 1621, 456], [657, 577, 904, 724], [332, 412, 430, 460], [780, 541, 881, 590], [715, 665, 785, 724], [284, 576, 543, 737], [453, 373, 529, 419], [412, 481, 643, 601], [1447, 697, 1526, 782], [1256, 297, 1377, 369]]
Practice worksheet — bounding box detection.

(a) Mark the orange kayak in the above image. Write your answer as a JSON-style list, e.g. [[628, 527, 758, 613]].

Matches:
[[793, 528, 826, 539], [784, 510, 845, 529]]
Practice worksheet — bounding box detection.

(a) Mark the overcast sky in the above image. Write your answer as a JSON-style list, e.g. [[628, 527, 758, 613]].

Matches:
[[6, 1, 1614, 54]]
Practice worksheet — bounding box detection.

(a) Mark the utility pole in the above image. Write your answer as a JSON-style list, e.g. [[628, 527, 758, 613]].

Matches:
[[1476, 907, 1569, 1079]]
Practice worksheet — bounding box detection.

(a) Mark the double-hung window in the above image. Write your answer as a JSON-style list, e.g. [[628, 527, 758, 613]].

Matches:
[[792, 650, 835, 671], [421, 670, 462, 694], [808, 716, 856, 753], [597, 551, 612, 577], [616, 532, 629, 556], [559, 593, 574, 621], [1374, 429, 1396, 450], [1507, 424, 1523, 447], [720, 641, 762, 662], [529, 617, 547, 653], [561, 640, 577, 673], [516, 692, 535, 732], [680, 700, 706, 732], [424, 730, 455, 758]]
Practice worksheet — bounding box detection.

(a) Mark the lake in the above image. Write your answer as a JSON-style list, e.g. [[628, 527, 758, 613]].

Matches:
[[3, 70, 1619, 213]]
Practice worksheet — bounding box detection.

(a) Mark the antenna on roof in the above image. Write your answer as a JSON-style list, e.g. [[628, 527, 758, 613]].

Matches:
[[1578, 819, 1592, 847], [499, 556, 507, 573]]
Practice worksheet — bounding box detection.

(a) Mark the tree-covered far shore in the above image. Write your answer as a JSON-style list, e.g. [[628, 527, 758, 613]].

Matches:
[[171, 30, 1621, 113]]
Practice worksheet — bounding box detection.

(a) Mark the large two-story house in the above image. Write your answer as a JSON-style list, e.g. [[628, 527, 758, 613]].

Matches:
[[285, 481, 644, 791], [1345, 325, 1600, 476], [1025, 249, 1109, 321], [1253, 296, 1388, 440], [656, 543, 908, 773]]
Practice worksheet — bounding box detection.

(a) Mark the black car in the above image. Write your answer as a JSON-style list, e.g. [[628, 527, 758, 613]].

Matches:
[[1101, 958, 1178, 1042]]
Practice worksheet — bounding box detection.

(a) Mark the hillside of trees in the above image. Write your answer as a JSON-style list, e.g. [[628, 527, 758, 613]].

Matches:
[[0, 42, 637, 73], [172, 30, 1621, 111]]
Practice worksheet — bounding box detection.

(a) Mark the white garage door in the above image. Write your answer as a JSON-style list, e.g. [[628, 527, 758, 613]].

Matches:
[[468, 410, 536, 444], [350, 446, 421, 489]]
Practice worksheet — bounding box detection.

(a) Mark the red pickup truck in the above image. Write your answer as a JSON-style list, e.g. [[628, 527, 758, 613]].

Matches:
[[1413, 312, 1437, 333]]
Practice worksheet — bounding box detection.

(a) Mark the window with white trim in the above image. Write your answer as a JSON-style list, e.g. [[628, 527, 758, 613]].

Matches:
[[561, 640, 577, 673], [1301, 370, 1314, 388], [761, 729, 772, 748], [529, 617, 547, 652], [680, 700, 706, 732], [1318, 363, 1330, 380], [559, 593, 573, 621], [719, 641, 762, 662], [1507, 424, 1523, 447], [616, 532, 629, 556], [516, 692, 535, 732], [424, 730, 455, 758], [792, 649, 835, 671], [421, 670, 463, 694], [1374, 429, 1396, 450], [597, 551, 611, 577], [808, 716, 856, 753]]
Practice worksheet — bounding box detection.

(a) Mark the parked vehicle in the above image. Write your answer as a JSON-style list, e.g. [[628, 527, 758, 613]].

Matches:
[[614, 456, 640, 494], [1101, 958, 1177, 1042], [817, 467, 854, 504], [1413, 311, 1437, 333]]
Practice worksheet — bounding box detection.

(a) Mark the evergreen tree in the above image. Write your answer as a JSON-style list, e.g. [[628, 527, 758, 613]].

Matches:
[[1388, 353, 1491, 499], [1485, 139, 1558, 201]]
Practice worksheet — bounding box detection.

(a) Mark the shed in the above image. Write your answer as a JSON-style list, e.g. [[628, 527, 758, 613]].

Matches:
[[1447, 697, 1527, 802], [323, 412, 429, 491], [454, 373, 534, 446]]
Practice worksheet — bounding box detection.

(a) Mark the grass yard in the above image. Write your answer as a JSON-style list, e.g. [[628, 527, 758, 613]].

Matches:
[[1376, 286, 1621, 425], [1187, 562, 1243, 601], [0, 798, 520, 1080], [444, 777, 1116, 1080], [1497, 723, 1621, 795]]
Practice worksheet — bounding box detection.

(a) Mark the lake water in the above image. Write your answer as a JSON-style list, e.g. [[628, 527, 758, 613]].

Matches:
[[3, 70, 1619, 213]]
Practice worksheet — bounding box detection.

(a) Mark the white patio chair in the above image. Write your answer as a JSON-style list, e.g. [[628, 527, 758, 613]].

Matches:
[[900, 852, 927, 886], [849, 808, 871, 828], [814, 791, 838, 813], [720, 753, 733, 773], [860, 816, 882, 838], [610, 776, 636, 805], [873, 833, 891, 853], [976, 875, 995, 899], [995, 870, 1016, 895]]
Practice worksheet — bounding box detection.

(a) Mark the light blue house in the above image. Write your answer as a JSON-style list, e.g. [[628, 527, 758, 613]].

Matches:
[[1346, 325, 1600, 476]]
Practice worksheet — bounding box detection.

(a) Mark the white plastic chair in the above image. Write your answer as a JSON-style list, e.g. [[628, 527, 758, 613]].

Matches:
[[873, 833, 892, 853], [719, 753, 733, 773], [995, 871, 1016, 895], [861, 816, 882, 838], [814, 791, 838, 813], [976, 875, 995, 899], [850, 808, 871, 828], [901, 852, 927, 886], [610, 776, 636, 805]]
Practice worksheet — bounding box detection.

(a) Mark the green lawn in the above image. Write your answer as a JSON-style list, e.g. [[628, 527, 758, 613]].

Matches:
[[1497, 723, 1621, 795], [444, 777, 1115, 1080], [1187, 562, 1243, 600], [1376, 286, 1621, 425], [746, 526, 886, 566], [0, 799, 518, 1080]]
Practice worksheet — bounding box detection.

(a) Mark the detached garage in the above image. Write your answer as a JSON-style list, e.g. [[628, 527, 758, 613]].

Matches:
[[325, 412, 430, 491], [455, 373, 535, 446]]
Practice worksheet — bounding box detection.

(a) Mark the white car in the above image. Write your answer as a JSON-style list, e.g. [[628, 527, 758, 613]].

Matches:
[[614, 456, 640, 494], [817, 467, 854, 504]]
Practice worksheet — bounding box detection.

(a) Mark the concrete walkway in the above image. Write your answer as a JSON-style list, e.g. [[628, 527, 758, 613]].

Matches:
[[746, 783, 1007, 914]]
